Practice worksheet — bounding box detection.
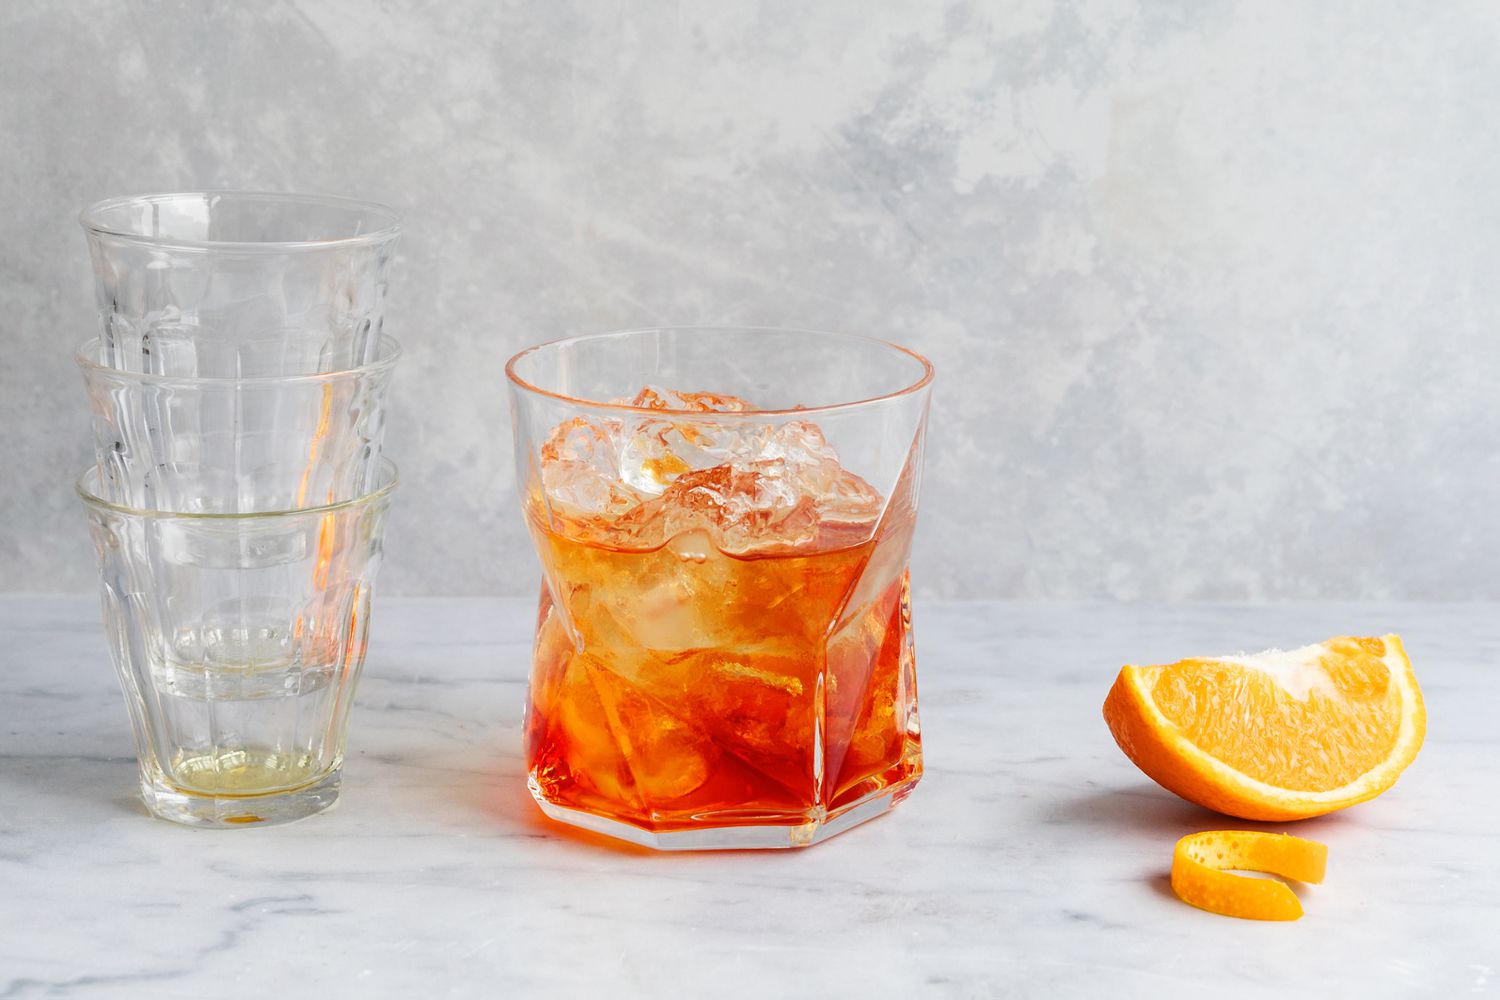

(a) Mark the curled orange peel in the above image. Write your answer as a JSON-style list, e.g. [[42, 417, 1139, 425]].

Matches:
[[1170, 830, 1327, 921]]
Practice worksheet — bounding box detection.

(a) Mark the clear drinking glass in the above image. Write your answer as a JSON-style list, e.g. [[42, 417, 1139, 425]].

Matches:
[[507, 327, 933, 849], [77, 335, 399, 513], [80, 191, 400, 378], [78, 460, 398, 827]]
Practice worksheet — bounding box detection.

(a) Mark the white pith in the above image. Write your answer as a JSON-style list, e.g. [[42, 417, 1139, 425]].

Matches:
[[1215, 644, 1338, 702]]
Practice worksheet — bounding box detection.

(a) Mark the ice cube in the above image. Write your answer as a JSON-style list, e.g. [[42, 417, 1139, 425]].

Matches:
[[617, 419, 771, 495], [586, 659, 715, 802], [625, 386, 754, 412], [758, 419, 840, 467], [615, 388, 764, 495], [761, 421, 884, 527], [538, 415, 644, 518], [536, 388, 884, 554], [541, 461, 643, 519], [542, 415, 621, 466], [676, 649, 811, 760], [653, 462, 821, 553]]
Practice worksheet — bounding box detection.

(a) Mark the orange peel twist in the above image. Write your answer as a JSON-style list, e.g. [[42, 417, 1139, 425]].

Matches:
[[1171, 830, 1327, 921]]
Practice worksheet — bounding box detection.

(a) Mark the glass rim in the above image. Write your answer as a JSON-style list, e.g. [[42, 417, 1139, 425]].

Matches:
[[78, 191, 402, 253], [504, 325, 935, 416], [76, 457, 400, 520], [74, 334, 403, 386]]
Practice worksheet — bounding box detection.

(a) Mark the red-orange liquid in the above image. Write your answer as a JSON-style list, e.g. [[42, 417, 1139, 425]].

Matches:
[[524, 510, 921, 833]]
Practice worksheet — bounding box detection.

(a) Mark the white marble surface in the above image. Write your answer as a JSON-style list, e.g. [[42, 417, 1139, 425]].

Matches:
[[1, 596, 1495, 998]]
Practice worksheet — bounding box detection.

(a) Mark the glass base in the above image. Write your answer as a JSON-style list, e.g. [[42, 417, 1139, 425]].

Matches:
[[530, 775, 920, 850], [140, 768, 341, 828]]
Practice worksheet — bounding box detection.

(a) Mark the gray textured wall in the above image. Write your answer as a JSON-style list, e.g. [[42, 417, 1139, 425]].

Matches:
[[2, 1, 1496, 599]]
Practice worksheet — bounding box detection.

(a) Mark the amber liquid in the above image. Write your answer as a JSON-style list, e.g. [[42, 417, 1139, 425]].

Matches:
[[167, 748, 324, 796], [525, 510, 922, 833]]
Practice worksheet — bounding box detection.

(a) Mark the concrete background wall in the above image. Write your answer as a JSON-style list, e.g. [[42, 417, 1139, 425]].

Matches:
[[2, 0, 1496, 599]]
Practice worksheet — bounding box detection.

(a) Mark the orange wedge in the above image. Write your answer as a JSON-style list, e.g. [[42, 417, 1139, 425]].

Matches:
[[1171, 831, 1327, 921], [1103, 635, 1424, 821]]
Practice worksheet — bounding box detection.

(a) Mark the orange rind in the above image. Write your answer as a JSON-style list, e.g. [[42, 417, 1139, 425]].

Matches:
[[1171, 830, 1327, 921]]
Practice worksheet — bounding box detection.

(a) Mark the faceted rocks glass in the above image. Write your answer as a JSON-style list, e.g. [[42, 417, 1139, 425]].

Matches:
[[506, 327, 933, 849]]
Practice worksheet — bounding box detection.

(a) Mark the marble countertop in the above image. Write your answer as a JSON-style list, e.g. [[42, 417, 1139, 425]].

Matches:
[[1, 597, 1495, 998]]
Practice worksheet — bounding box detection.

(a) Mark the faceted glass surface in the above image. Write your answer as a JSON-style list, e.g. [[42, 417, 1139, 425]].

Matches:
[[80, 191, 400, 378], [77, 336, 398, 513], [78, 461, 397, 827], [508, 328, 932, 849]]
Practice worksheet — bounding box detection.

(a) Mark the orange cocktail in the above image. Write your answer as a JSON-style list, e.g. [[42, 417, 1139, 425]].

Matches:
[[507, 328, 932, 849]]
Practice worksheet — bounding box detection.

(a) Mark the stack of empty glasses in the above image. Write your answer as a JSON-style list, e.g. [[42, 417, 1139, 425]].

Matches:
[[74, 192, 402, 827]]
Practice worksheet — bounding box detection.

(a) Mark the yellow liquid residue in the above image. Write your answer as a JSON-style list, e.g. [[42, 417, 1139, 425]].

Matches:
[[167, 748, 327, 797]]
